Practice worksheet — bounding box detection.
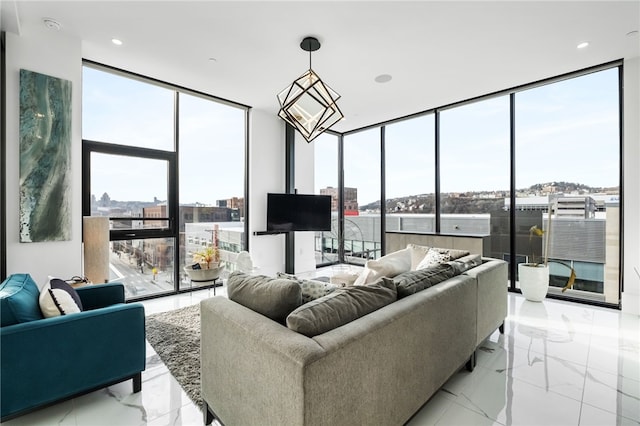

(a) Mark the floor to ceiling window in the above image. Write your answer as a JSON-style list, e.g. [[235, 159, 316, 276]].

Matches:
[[314, 133, 339, 266], [327, 62, 621, 307], [514, 67, 620, 304], [439, 96, 511, 266], [178, 92, 246, 290], [82, 62, 248, 300], [385, 114, 436, 233], [343, 128, 381, 264]]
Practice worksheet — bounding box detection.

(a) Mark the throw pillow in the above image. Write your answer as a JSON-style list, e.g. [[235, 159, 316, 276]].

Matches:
[[39, 277, 83, 318], [393, 264, 457, 298], [0, 273, 44, 326], [227, 271, 302, 323], [407, 243, 431, 270], [430, 247, 470, 261], [416, 248, 451, 270], [276, 272, 338, 304], [448, 253, 482, 274], [353, 247, 411, 285], [286, 277, 397, 337]]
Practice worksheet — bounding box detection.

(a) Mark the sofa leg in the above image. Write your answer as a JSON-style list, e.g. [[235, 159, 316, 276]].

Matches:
[[465, 350, 476, 372], [499, 321, 505, 334], [132, 372, 142, 393], [204, 401, 215, 425]]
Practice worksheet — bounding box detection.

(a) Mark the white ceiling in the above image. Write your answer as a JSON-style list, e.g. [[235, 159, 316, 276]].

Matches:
[[3, 1, 639, 132]]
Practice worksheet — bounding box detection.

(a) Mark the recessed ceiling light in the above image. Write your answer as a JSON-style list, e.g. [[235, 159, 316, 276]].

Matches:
[[375, 74, 392, 83], [43, 18, 61, 30], [111, 38, 123, 46], [208, 57, 217, 62], [577, 41, 589, 49]]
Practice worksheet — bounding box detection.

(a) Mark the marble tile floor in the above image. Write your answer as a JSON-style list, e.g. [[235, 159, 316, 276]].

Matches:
[[3, 288, 639, 426]]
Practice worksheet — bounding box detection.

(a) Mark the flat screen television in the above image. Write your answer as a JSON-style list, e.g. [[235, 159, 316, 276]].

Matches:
[[267, 193, 331, 232]]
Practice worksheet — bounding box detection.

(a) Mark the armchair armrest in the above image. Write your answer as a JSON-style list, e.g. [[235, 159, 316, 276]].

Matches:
[[76, 283, 125, 310]]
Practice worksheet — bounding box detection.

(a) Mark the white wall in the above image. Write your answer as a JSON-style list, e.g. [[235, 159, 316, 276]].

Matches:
[[5, 29, 82, 285], [246, 120, 319, 276], [294, 133, 317, 274], [247, 109, 286, 276], [622, 57, 640, 315]]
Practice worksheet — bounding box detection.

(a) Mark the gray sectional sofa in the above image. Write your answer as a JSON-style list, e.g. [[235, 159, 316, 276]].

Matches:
[[200, 256, 507, 426]]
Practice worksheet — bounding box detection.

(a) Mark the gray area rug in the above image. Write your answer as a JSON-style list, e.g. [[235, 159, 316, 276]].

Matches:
[[145, 304, 202, 409]]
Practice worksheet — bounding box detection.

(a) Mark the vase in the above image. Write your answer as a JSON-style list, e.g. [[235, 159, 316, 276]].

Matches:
[[184, 264, 222, 282], [518, 264, 549, 302]]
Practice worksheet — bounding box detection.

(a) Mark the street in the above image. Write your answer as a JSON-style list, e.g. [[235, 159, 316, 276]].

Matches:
[[109, 250, 175, 298]]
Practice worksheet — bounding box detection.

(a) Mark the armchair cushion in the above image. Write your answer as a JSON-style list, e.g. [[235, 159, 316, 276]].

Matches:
[[0, 274, 43, 326]]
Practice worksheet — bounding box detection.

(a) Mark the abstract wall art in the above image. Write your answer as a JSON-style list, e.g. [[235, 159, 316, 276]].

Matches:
[[19, 69, 72, 242]]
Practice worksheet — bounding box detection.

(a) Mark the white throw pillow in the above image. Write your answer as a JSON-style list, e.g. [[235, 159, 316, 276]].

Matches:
[[416, 249, 451, 270], [39, 276, 83, 318], [407, 243, 430, 270], [354, 247, 411, 285]]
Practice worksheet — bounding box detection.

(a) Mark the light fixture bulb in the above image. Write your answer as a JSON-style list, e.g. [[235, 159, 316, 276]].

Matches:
[[111, 38, 123, 46], [577, 41, 589, 49]]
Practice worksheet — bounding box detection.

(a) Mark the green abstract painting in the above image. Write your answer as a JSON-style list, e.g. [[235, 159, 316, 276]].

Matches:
[[19, 69, 72, 242]]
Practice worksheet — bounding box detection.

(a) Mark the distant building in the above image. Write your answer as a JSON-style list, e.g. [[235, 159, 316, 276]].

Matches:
[[556, 196, 596, 219], [504, 194, 601, 218], [143, 205, 240, 231], [320, 186, 359, 215], [217, 197, 244, 218]]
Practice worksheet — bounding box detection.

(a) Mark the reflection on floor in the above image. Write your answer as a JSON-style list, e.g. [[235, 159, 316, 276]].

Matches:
[[4, 286, 639, 426]]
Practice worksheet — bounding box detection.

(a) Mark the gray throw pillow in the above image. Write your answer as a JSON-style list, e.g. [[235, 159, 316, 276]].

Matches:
[[447, 254, 482, 274], [392, 264, 456, 298], [286, 277, 397, 337], [227, 271, 302, 323]]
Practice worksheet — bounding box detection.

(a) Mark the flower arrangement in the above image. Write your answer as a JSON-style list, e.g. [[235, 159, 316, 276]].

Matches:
[[192, 246, 219, 269]]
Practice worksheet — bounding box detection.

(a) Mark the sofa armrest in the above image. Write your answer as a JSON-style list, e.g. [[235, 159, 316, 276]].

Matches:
[[464, 258, 508, 346], [76, 283, 125, 310], [201, 297, 325, 426], [0, 303, 145, 419]]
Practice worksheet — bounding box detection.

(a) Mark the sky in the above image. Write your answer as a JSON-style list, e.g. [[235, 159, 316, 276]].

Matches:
[[84, 66, 620, 207], [83, 66, 245, 205], [317, 68, 620, 205]]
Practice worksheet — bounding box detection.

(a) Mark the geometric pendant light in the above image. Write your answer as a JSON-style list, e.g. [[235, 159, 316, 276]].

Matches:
[[277, 36, 344, 142]]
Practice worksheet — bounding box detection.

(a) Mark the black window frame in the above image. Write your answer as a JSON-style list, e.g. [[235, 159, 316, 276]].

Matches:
[[81, 60, 250, 301], [306, 60, 623, 309]]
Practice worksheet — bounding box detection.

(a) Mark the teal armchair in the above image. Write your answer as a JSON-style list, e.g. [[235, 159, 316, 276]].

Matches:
[[0, 274, 146, 421]]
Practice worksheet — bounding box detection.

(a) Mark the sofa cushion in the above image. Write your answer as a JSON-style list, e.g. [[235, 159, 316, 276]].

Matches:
[[407, 243, 431, 270], [393, 264, 457, 298], [39, 277, 83, 318], [276, 272, 338, 304], [227, 271, 302, 323], [0, 273, 44, 326], [286, 277, 397, 337], [353, 248, 411, 285]]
